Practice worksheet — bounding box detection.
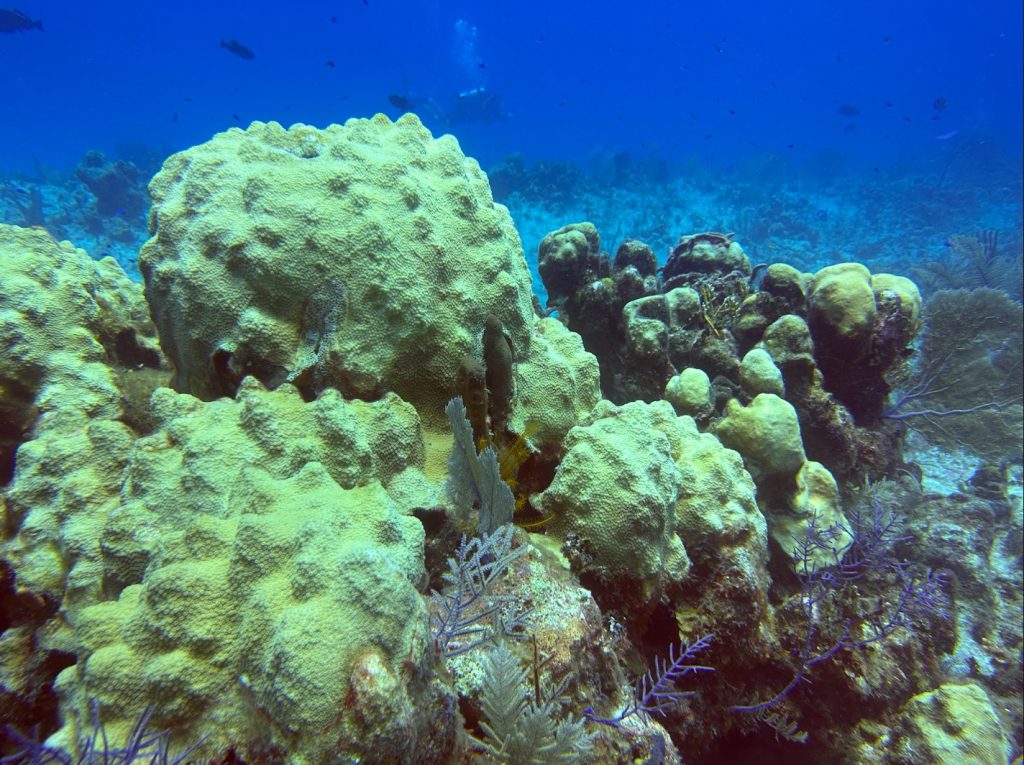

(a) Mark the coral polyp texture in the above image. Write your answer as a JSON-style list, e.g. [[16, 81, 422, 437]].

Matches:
[[1, 115, 1021, 765], [139, 115, 535, 426], [60, 460, 443, 765]]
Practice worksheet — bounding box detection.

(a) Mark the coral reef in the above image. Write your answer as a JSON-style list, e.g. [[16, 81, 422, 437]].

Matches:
[[74, 151, 149, 221], [1, 116, 1020, 765]]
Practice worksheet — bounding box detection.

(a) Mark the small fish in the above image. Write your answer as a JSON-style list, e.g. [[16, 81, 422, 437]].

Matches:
[[325, 59, 335, 68], [171, 112, 178, 122], [330, 15, 338, 23], [933, 96, 947, 111], [232, 113, 241, 121], [884, 100, 894, 107], [936, 130, 959, 140], [0, 7, 42, 33], [221, 38, 255, 60], [837, 103, 860, 117]]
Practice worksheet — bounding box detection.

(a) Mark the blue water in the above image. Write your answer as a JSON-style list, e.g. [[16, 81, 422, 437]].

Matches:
[[1, 0, 1021, 175]]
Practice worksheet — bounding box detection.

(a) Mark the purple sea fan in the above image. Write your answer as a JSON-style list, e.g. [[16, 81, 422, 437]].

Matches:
[[584, 634, 715, 727]]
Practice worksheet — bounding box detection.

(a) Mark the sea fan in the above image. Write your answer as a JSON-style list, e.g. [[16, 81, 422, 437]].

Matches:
[[1, 703, 205, 765], [430, 524, 532, 658]]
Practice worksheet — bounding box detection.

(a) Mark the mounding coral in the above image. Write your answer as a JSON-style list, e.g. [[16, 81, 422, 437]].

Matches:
[[138, 115, 535, 428]]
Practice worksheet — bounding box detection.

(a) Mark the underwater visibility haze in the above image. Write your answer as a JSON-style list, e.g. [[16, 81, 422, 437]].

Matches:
[[0, 1, 1022, 764]]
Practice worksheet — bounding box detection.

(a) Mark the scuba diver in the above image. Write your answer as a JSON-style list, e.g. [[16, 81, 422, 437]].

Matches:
[[386, 86, 508, 128], [447, 87, 505, 125]]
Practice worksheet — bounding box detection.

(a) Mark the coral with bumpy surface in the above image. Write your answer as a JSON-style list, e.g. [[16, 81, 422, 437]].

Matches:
[[5, 379, 427, 624], [509, 317, 601, 445], [713, 393, 806, 483], [5, 376, 450, 764], [807, 263, 922, 422], [0, 225, 162, 479], [53, 461, 450, 765], [0, 225, 168, 739], [139, 115, 535, 427], [536, 400, 769, 639], [536, 400, 691, 619]]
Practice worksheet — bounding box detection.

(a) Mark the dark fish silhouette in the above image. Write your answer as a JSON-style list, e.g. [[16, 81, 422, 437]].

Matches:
[[837, 103, 860, 117], [933, 96, 948, 111], [0, 8, 42, 33], [325, 60, 335, 68], [221, 38, 255, 60], [388, 94, 414, 110]]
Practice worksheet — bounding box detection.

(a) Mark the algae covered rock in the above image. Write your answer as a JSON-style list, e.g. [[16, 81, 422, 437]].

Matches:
[[761, 313, 816, 373], [537, 222, 605, 307], [670, 415, 769, 648], [761, 263, 809, 307], [771, 460, 852, 572], [663, 231, 751, 282], [808, 262, 878, 342], [891, 683, 1008, 765], [139, 115, 535, 426]]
